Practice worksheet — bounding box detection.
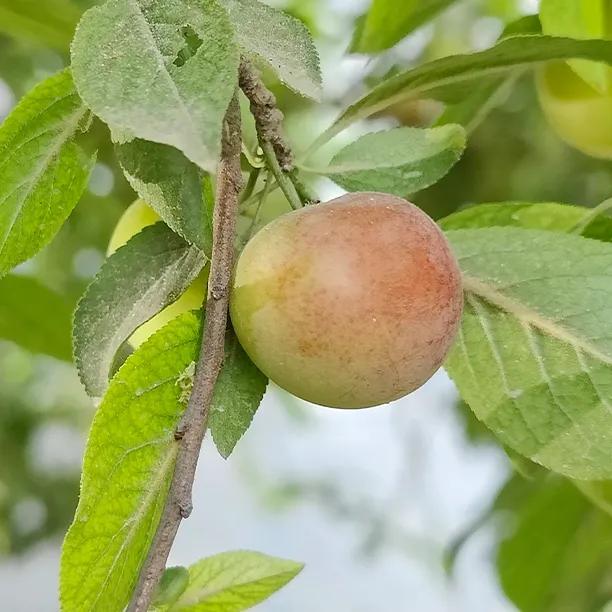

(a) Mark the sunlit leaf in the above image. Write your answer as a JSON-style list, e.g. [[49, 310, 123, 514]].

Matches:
[[61, 313, 201, 612], [540, 0, 610, 92], [169, 551, 303, 611], [61, 313, 268, 610]]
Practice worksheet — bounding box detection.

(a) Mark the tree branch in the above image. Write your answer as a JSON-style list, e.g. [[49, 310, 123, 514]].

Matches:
[[127, 92, 243, 612], [239, 58, 319, 207]]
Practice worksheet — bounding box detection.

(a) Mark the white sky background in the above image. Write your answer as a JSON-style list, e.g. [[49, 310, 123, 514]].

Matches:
[[0, 0, 536, 609]]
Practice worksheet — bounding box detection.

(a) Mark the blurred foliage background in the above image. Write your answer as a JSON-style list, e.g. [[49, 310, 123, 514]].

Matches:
[[2, 0, 612, 610]]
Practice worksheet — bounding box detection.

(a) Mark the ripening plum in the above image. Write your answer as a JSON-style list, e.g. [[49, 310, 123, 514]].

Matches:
[[230, 192, 464, 409], [109, 199, 208, 347], [537, 61, 612, 159]]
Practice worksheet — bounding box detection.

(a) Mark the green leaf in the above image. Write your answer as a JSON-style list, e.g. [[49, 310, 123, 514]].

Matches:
[[435, 17, 541, 132], [310, 125, 465, 196], [440, 201, 612, 241], [498, 477, 612, 612], [351, 0, 458, 54], [71, 0, 239, 172], [0, 69, 94, 278], [73, 223, 206, 399], [435, 76, 516, 133], [209, 330, 268, 459], [61, 313, 268, 610], [575, 480, 612, 517], [116, 140, 211, 254], [445, 227, 612, 479], [153, 567, 190, 609], [224, 0, 321, 100], [0, 274, 72, 361], [314, 35, 612, 148], [169, 551, 303, 611], [60, 313, 201, 612], [0, 0, 81, 50], [540, 0, 610, 93]]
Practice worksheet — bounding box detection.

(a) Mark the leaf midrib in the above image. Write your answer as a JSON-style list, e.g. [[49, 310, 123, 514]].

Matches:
[[462, 274, 612, 366], [175, 567, 300, 608], [0, 103, 87, 257], [88, 245, 203, 396], [126, 0, 202, 156], [85, 446, 178, 611]]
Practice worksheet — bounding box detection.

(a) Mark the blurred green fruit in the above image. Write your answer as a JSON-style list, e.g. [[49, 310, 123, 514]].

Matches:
[[537, 61, 612, 159]]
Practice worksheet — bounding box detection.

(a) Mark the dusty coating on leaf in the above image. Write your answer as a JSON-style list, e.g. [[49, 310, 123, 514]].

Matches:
[[230, 192, 463, 409]]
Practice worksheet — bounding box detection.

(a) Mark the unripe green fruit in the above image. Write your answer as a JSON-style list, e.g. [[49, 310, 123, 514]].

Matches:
[[107, 199, 161, 257], [537, 61, 612, 159], [230, 192, 464, 409], [109, 199, 207, 347]]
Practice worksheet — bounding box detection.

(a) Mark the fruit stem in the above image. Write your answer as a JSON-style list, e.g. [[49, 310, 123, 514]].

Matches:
[[244, 171, 272, 244], [261, 139, 303, 210], [127, 92, 243, 612], [239, 167, 261, 205], [239, 57, 318, 207]]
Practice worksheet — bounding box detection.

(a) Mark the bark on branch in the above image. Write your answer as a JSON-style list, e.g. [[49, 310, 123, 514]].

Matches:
[[127, 93, 243, 612], [239, 58, 318, 207]]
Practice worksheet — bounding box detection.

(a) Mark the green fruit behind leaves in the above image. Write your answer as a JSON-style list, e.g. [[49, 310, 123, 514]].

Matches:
[[537, 60, 612, 159], [109, 200, 208, 347]]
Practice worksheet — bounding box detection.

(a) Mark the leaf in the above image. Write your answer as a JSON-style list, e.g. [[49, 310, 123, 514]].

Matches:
[[440, 201, 612, 241], [60, 313, 201, 612], [575, 480, 612, 517], [540, 0, 610, 93], [435, 75, 517, 133], [169, 551, 303, 611], [0, 69, 95, 278], [0, 0, 81, 50], [61, 313, 268, 610], [351, 0, 458, 54], [116, 140, 211, 254], [435, 16, 541, 132], [224, 0, 321, 100], [441, 201, 580, 231], [73, 222, 206, 399], [445, 227, 612, 479], [435, 15, 542, 133], [71, 0, 239, 172], [498, 477, 612, 612], [314, 35, 612, 148], [153, 567, 190, 608], [0, 274, 72, 361], [311, 125, 465, 196], [209, 331, 268, 459]]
